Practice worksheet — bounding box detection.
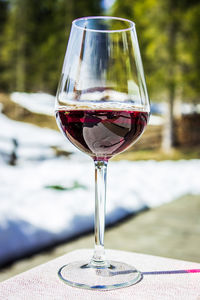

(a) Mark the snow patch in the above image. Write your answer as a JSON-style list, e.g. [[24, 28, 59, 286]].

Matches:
[[11, 92, 55, 116]]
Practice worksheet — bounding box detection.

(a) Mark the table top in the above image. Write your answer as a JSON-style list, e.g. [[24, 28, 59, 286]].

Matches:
[[0, 249, 200, 300]]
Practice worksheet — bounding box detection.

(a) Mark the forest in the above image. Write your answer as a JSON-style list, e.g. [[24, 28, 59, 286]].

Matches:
[[1, 0, 199, 97], [0, 0, 200, 151]]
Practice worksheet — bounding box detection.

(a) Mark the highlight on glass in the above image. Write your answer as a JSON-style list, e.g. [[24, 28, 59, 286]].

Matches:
[[55, 16, 150, 290]]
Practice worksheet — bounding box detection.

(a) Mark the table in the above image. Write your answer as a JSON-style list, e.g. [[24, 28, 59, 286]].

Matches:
[[0, 249, 200, 299]]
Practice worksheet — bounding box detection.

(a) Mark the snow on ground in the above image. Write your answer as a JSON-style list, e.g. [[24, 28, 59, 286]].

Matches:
[[0, 155, 200, 264], [11, 92, 55, 116], [0, 113, 75, 163], [10, 92, 164, 125], [0, 99, 200, 264]]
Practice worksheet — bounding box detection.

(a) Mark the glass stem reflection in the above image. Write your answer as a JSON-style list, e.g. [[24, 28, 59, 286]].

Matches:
[[91, 160, 108, 267]]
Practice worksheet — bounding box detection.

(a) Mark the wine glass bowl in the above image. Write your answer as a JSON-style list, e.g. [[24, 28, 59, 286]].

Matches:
[[56, 110, 149, 161], [55, 16, 150, 290]]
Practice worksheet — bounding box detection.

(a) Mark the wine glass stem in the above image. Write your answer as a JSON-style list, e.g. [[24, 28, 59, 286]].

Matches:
[[91, 160, 108, 267]]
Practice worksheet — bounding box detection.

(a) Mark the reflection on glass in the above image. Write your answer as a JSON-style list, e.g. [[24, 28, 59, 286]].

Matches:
[[55, 16, 150, 290]]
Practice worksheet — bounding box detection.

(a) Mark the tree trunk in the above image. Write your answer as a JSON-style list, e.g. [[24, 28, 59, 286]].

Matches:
[[162, 85, 175, 153], [161, 0, 178, 153], [16, 45, 26, 92], [15, 1, 27, 92]]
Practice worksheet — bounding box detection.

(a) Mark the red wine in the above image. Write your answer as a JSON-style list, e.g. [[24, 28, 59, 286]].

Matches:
[[56, 109, 149, 161]]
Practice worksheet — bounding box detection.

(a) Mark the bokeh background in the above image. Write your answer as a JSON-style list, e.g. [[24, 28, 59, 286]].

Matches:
[[0, 0, 200, 281]]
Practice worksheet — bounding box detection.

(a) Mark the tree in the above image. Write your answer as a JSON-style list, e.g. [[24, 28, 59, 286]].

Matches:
[[182, 3, 200, 104], [111, 0, 200, 152], [0, 0, 9, 91], [1, 0, 35, 92], [0, 0, 102, 93]]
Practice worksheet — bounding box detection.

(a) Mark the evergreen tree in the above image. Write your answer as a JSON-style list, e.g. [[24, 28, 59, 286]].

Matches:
[[0, 0, 102, 93], [112, 0, 200, 152], [1, 0, 34, 91], [182, 3, 200, 103], [0, 0, 9, 91]]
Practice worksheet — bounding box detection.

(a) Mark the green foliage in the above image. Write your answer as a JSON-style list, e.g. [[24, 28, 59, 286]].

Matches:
[[112, 0, 200, 103], [181, 3, 200, 101], [0, 0, 9, 91], [0, 0, 102, 93], [1, 0, 199, 104], [45, 181, 87, 191]]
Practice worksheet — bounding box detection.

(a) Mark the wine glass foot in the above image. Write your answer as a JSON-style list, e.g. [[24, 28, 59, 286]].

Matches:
[[58, 260, 142, 290]]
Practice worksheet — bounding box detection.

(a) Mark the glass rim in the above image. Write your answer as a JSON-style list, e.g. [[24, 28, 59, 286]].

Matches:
[[72, 16, 135, 33]]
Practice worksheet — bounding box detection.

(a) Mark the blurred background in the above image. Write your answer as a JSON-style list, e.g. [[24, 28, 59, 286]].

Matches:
[[0, 0, 200, 281]]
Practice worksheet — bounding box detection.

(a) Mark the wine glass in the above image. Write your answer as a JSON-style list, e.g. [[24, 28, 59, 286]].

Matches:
[[55, 16, 150, 290]]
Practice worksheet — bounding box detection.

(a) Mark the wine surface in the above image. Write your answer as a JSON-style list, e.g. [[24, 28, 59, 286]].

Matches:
[[56, 109, 149, 161]]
